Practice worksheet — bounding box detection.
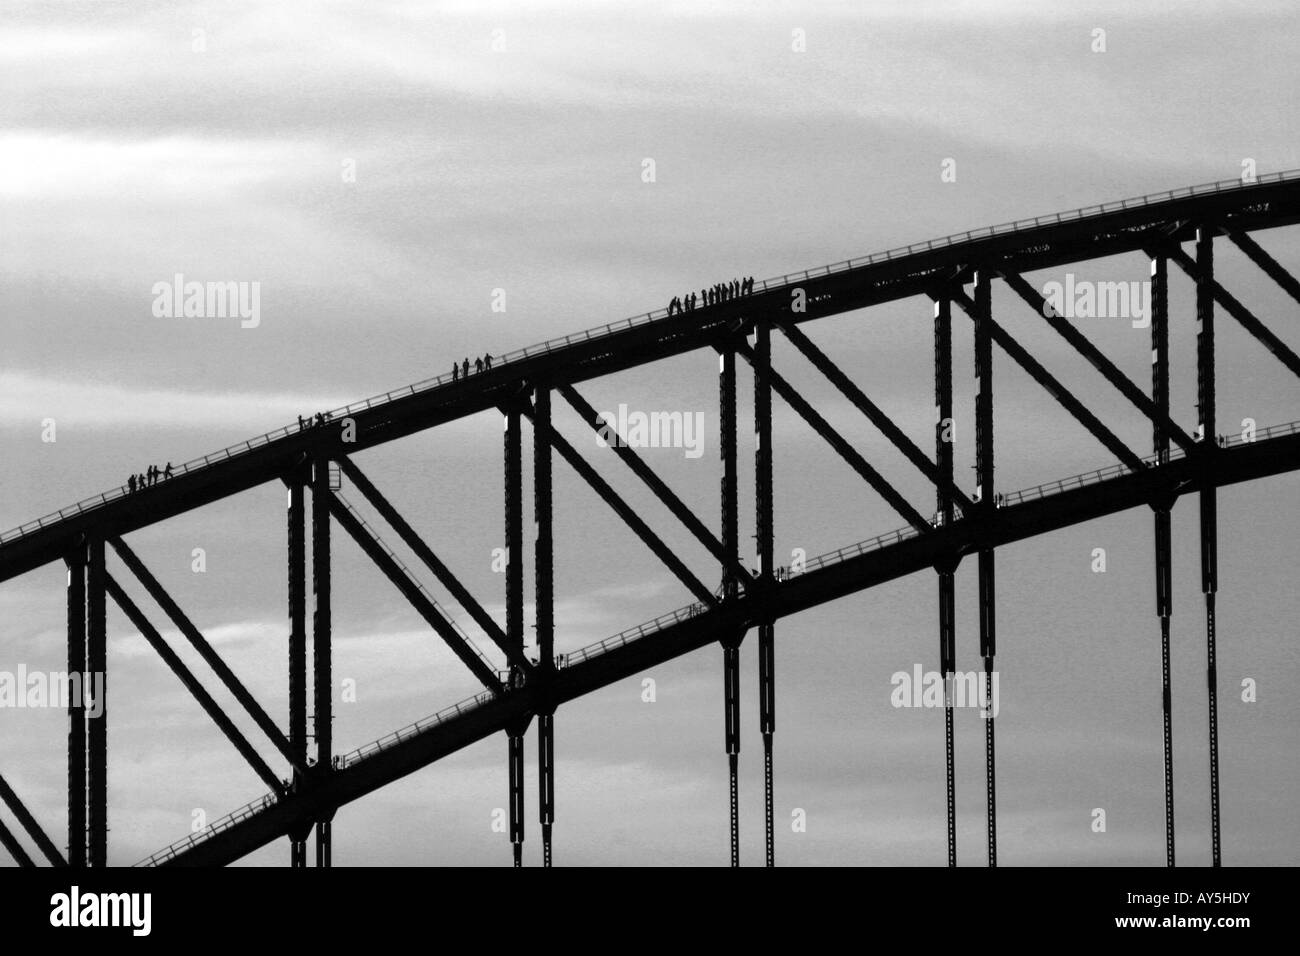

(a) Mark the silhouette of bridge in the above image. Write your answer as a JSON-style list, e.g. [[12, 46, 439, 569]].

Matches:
[[2, 170, 1299, 868]]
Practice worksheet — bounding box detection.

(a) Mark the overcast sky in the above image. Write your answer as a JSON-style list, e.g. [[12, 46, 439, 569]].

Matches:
[[1, 0, 1298, 866]]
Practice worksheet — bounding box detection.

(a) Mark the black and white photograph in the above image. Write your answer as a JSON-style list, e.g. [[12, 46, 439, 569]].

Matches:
[[0, 0, 1296, 935]]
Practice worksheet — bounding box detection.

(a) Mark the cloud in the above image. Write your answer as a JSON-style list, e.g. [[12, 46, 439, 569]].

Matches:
[[0, 370, 350, 431]]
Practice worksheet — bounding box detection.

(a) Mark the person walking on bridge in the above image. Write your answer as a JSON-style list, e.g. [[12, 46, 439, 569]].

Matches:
[[462, 357, 470, 378], [452, 361, 459, 381], [484, 353, 493, 370], [164, 462, 174, 480], [475, 356, 484, 373]]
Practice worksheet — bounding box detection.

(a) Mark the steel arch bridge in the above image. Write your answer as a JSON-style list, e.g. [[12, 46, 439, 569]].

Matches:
[[2, 171, 1300, 869]]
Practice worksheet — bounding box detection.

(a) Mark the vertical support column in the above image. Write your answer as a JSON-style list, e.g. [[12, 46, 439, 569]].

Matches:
[[934, 293, 959, 868], [85, 538, 107, 868], [1195, 227, 1222, 867], [314, 820, 331, 869], [1151, 253, 1176, 867], [718, 339, 742, 867], [974, 270, 997, 868], [720, 347, 739, 602], [505, 407, 526, 867], [934, 296, 955, 531], [722, 340, 743, 868], [534, 386, 556, 867], [507, 729, 525, 868], [287, 475, 308, 868], [65, 544, 86, 869], [312, 456, 333, 867], [754, 319, 775, 869], [723, 641, 740, 867]]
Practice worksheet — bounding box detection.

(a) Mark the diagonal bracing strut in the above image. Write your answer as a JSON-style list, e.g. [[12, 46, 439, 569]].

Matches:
[[778, 320, 975, 513], [1156, 243, 1300, 380], [103, 574, 288, 796], [325, 493, 504, 691], [731, 341, 931, 532], [108, 537, 306, 777], [0, 816, 34, 867], [516, 399, 717, 606], [0, 772, 66, 867], [950, 288, 1145, 473], [335, 457, 528, 673], [1226, 230, 1300, 308], [999, 270, 1200, 454], [556, 382, 753, 591]]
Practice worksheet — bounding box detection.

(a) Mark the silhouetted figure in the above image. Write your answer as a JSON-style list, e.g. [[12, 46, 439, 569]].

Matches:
[[297, 415, 304, 429], [475, 357, 483, 373], [146, 465, 156, 486], [164, 462, 173, 479], [315, 413, 325, 427], [462, 358, 470, 378], [484, 353, 493, 369], [452, 362, 459, 381], [701, 288, 707, 307], [127, 475, 136, 494]]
